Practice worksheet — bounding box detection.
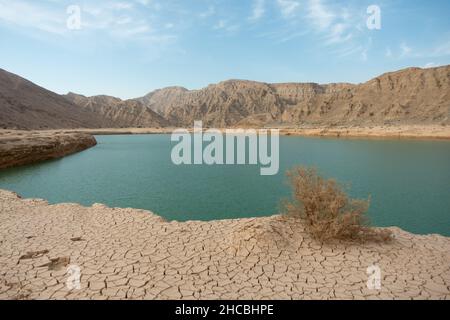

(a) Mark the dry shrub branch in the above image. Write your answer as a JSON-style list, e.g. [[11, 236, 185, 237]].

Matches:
[[283, 167, 392, 243]]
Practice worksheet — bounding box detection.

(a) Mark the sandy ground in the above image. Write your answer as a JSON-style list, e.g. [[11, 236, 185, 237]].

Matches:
[[2, 124, 448, 140], [69, 125, 450, 140], [279, 125, 450, 140], [0, 190, 449, 300]]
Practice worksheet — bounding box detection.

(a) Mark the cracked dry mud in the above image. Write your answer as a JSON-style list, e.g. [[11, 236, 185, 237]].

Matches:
[[0, 190, 449, 300]]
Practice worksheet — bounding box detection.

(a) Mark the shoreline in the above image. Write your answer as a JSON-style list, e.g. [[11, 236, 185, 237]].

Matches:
[[1, 187, 448, 238], [1, 130, 449, 300], [56, 124, 450, 141], [0, 131, 97, 170], [2, 125, 448, 170], [2, 124, 450, 140], [1, 126, 448, 171], [279, 125, 450, 141], [1, 189, 449, 300], [71, 124, 450, 140]]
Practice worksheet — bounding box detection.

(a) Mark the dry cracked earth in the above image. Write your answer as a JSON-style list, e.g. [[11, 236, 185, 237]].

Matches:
[[0, 190, 449, 300]]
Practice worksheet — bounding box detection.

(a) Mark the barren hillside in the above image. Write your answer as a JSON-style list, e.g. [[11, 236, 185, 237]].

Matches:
[[1, 65, 449, 129], [136, 66, 450, 127], [64, 93, 168, 128], [0, 69, 109, 130]]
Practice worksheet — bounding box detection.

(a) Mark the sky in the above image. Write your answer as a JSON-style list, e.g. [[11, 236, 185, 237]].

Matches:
[[0, 0, 449, 99]]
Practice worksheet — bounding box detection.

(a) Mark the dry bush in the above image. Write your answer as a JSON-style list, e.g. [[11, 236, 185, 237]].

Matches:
[[282, 166, 392, 243]]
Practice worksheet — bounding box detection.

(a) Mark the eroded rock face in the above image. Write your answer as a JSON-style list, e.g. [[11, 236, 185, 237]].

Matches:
[[138, 66, 450, 127], [0, 132, 97, 170], [136, 86, 189, 117], [64, 93, 169, 128], [0, 68, 167, 130], [0, 69, 109, 130], [1, 65, 449, 130]]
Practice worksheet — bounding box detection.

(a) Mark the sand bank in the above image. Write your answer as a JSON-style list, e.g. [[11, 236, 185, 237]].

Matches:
[[40, 124, 450, 140]]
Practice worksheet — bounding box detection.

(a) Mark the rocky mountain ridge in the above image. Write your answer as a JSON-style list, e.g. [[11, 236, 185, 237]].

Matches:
[[133, 66, 449, 127], [1, 65, 449, 129]]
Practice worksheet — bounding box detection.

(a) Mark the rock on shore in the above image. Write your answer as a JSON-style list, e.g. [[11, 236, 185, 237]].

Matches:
[[0, 131, 97, 170]]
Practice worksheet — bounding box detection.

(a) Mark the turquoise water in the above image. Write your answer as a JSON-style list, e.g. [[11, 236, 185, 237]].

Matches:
[[0, 134, 449, 236]]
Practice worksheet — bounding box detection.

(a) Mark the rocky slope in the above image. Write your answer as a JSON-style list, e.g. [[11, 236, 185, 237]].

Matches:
[[275, 66, 450, 126], [0, 131, 97, 169], [1, 65, 449, 129], [135, 86, 189, 117], [0, 69, 109, 130], [134, 66, 450, 127], [64, 93, 168, 128]]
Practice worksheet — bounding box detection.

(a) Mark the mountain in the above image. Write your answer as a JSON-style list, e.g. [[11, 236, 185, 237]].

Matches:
[[0, 68, 109, 130], [275, 66, 450, 127], [1, 65, 449, 129], [136, 66, 450, 127], [64, 93, 168, 128], [136, 86, 189, 117]]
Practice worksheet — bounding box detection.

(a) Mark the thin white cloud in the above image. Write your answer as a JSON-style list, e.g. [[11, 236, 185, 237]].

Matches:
[[360, 49, 368, 61], [307, 0, 335, 30], [430, 40, 450, 57], [335, 37, 371, 62], [109, 2, 134, 10], [214, 20, 226, 29], [400, 42, 412, 57], [336, 45, 365, 58], [0, 0, 176, 45], [199, 6, 215, 19], [395, 39, 450, 59], [307, 0, 354, 45], [385, 47, 392, 58], [0, 0, 66, 35], [276, 30, 309, 43], [423, 62, 437, 68], [249, 0, 265, 21], [325, 23, 352, 44], [213, 19, 240, 33], [135, 0, 152, 7], [268, 0, 364, 58], [276, 0, 300, 18]]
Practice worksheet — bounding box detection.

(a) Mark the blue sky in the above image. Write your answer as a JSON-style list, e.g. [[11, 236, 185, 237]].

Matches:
[[0, 0, 449, 99]]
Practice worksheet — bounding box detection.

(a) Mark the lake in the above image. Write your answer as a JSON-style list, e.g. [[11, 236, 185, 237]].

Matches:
[[0, 134, 449, 236]]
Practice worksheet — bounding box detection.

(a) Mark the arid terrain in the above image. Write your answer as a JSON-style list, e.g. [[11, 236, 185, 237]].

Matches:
[[67, 124, 450, 140], [0, 130, 449, 299], [0, 190, 449, 300], [1, 65, 449, 130], [0, 64, 449, 300], [0, 69, 108, 129]]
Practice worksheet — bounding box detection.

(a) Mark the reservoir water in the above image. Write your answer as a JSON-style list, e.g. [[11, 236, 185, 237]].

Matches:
[[0, 134, 449, 236]]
